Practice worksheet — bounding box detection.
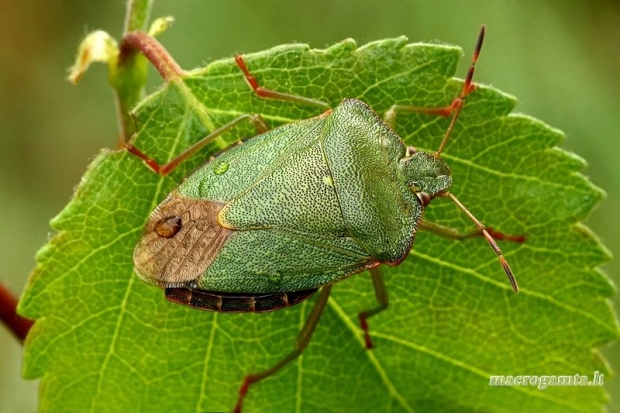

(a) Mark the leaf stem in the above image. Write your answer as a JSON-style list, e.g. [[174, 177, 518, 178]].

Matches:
[[124, 0, 154, 33], [0, 282, 33, 343], [112, 0, 156, 145], [119, 31, 185, 81]]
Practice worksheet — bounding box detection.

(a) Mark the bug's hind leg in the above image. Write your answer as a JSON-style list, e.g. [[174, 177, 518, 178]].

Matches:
[[126, 113, 269, 175], [234, 284, 333, 413]]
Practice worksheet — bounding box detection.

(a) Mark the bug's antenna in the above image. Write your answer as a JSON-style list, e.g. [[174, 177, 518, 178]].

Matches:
[[445, 192, 519, 293], [435, 25, 485, 157]]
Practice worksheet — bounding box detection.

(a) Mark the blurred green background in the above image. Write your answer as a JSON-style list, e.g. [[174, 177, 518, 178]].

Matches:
[[1, 1, 618, 411]]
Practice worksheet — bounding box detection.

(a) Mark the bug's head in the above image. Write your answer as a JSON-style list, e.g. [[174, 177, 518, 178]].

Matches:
[[400, 148, 452, 206]]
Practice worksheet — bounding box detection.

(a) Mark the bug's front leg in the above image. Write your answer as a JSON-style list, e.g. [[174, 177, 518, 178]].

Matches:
[[384, 25, 485, 156], [419, 213, 524, 294], [358, 267, 389, 350], [419, 219, 526, 243], [234, 284, 333, 413]]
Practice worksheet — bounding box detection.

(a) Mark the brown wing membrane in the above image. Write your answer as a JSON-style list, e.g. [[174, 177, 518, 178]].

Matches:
[[133, 191, 233, 287], [165, 287, 319, 313]]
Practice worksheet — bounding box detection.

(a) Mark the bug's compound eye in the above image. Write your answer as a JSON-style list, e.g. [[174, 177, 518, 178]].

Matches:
[[416, 191, 432, 207], [405, 146, 418, 157], [154, 215, 183, 238]]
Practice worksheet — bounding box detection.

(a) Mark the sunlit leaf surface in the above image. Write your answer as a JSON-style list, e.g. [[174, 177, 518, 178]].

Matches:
[[19, 37, 616, 412]]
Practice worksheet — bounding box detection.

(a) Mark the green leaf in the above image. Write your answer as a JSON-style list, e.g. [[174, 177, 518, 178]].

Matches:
[[19, 37, 617, 412]]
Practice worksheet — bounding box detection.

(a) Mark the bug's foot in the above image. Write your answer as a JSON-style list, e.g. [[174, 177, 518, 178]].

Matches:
[[485, 227, 526, 243], [234, 375, 252, 413], [358, 313, 374, 350]]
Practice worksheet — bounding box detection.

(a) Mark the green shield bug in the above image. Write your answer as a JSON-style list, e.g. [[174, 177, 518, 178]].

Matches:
[[128, 25, 522, 412]]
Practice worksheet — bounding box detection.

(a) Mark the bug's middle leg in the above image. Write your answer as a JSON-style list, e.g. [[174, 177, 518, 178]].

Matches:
[[358, 267, 389, 350], [235, 55, 330, 109]]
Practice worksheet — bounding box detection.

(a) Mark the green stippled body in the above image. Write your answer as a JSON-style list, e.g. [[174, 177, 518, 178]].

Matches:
[[133, 98, 452, 296], [129, 26, 519, 412], [184, 99, 420, 293]]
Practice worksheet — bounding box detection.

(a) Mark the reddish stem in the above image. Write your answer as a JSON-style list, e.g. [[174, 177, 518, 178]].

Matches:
[[0, 282, 33, 342], [120, 31, 185, 81]]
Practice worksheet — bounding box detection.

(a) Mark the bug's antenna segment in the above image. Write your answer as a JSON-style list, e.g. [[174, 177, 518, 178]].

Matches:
[[445, 192, 519, 293], [435, 25, 486, 157]]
